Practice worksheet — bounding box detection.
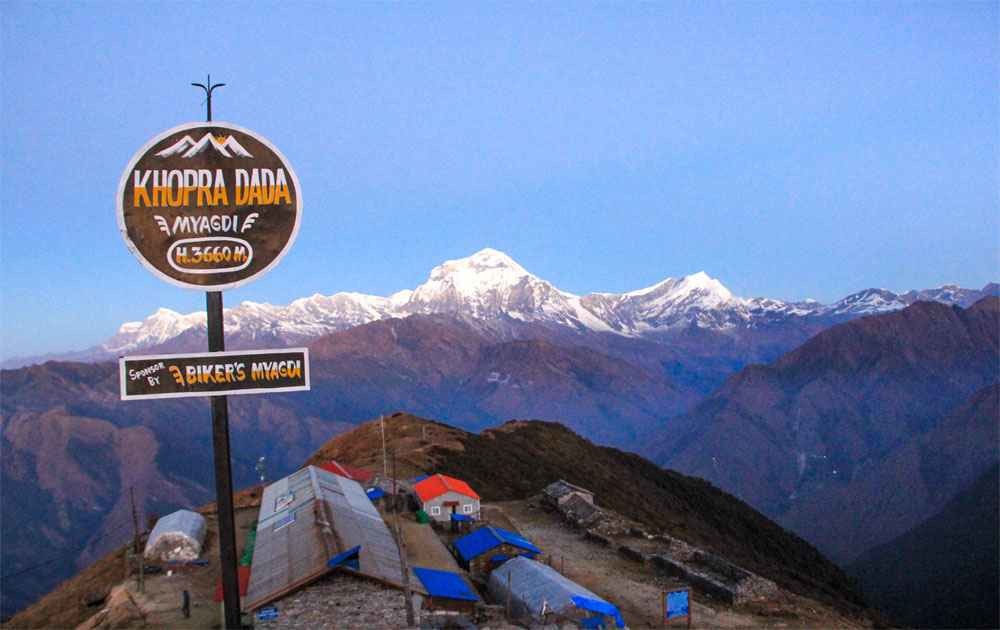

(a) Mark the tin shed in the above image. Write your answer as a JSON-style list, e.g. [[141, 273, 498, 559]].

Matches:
[[488, 556, 625, 628]]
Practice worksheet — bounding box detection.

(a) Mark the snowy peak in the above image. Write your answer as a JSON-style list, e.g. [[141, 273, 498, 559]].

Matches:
[[103, 308, 206, 354], [422, 248, 534, 290], [73, 247, 997, 362], [406, 248, 571, 322]]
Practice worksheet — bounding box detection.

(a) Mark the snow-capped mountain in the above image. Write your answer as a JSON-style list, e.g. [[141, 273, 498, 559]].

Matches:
[[900, 283, 1000, 308], [103, 308, 207, 353], [819, 288, 909, 317], [403, 248, 611, 332], [154, 133, 253, 159], [6, 248, 995, 367], [581, 272, 823, 334]]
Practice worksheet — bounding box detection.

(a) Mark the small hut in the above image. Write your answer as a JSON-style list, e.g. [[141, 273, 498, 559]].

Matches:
[[452, 526, 540, 576], [413, 567, 480, 614], [413, 474, 480, 522], [542, 480, 595, 509]]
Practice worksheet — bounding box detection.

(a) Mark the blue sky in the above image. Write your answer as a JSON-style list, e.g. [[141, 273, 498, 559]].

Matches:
[[1, 2, 997, 358]]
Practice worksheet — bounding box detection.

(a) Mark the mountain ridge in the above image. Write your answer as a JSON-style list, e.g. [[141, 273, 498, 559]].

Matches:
[[6, 248, 996, 367]]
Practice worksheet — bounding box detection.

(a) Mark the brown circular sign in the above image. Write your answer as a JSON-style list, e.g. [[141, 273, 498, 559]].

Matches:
[[117, 121, 302, 290]]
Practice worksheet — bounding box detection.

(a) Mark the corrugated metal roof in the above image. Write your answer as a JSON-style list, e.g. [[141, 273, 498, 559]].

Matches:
[[413, 567, 479, 602], [453, 526, 541, 562], [543, 479, 593, 499], [487, 556, 623, 627], [242, 465, 423, 611], [413, 474, 480, 502]]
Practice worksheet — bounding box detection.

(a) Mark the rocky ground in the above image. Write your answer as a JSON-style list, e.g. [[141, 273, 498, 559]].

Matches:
[[256, 574, 410, 629], [495, 499, 869, 629]]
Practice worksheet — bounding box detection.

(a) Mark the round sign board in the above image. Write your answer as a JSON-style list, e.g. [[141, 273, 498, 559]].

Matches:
[[117, 121, 301, 290]]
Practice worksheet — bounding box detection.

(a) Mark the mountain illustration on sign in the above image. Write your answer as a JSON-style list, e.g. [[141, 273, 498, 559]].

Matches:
[[155, 132, 253, 159]]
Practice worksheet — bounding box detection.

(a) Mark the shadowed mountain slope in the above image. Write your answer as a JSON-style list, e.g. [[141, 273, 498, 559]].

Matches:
[[850, 465, 999, 629], [652, 298, 999, 564]]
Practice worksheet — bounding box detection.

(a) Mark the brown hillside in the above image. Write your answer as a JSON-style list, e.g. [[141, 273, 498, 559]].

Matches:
[[309, 412, 868, 618]]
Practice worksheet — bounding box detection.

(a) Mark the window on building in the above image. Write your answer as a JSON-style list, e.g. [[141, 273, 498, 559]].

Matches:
[[430, 506, 441, 516], [272, 510, 295, 532], [463, 503, 473, 514]]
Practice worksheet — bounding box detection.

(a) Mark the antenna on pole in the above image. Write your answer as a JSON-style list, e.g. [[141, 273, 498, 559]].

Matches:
[[191, 74, 225, 122]]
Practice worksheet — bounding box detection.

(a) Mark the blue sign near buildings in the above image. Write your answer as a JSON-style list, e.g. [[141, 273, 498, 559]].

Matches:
[[256, 606, 279, 621], [666, 589, 689, 619]]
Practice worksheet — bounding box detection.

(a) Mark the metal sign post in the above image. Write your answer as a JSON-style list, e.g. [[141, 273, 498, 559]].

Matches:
[[196, 76, 241, 630], [116, 76, 304, 630]]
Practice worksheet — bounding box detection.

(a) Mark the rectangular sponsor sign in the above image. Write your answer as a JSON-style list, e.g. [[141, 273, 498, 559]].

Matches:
[[120, 348, 309, 400]]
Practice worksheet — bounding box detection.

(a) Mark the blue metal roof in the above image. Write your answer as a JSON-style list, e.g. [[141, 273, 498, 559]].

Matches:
[[411, 474, 429, 484], [453, 526, 541, 562], [366, 487, 386, 501], [450, 513, 473, 522], [327, 545, 361, 570], [572, 595, 626, 628], [413, 567, 479, 602]]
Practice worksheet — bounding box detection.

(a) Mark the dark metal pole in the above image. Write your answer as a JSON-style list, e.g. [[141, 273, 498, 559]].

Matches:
[[208, 291, 241, 629], [193, 76, 240, 630]]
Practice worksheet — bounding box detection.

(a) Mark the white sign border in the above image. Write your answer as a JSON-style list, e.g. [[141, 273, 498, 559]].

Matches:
[[119, 347, 311, 401], [116, 121, 303, 291]]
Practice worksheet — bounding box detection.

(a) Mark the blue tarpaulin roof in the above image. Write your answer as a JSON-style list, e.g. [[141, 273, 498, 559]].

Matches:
[[366, 487, 386, 501], [413, 567, 479, 602], [411, 474, 429, 484], [327, 545, 361, 570], [572, 595, 626, 628], [450, 513, 473, 522], [453, 526, 541, 562]]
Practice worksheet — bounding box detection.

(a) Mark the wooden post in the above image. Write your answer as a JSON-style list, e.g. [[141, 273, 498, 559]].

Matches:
[[392, 451, 415, 626], [506, 571, 512, 620], [129, 487, 144, 593]]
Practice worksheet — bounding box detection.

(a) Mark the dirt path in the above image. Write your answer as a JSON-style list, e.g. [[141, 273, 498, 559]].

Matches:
[[399, 519, 462, 573], [494, 500, 864, 630]]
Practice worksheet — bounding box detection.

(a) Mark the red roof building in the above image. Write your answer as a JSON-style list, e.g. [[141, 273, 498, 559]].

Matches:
[[317, 460, 375, 484], [413, 474, 481, 522], [414, 474, 480, 502]]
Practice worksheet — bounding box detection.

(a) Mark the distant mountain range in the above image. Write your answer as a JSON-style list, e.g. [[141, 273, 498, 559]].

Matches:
[[6, 248, 996, 370]]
